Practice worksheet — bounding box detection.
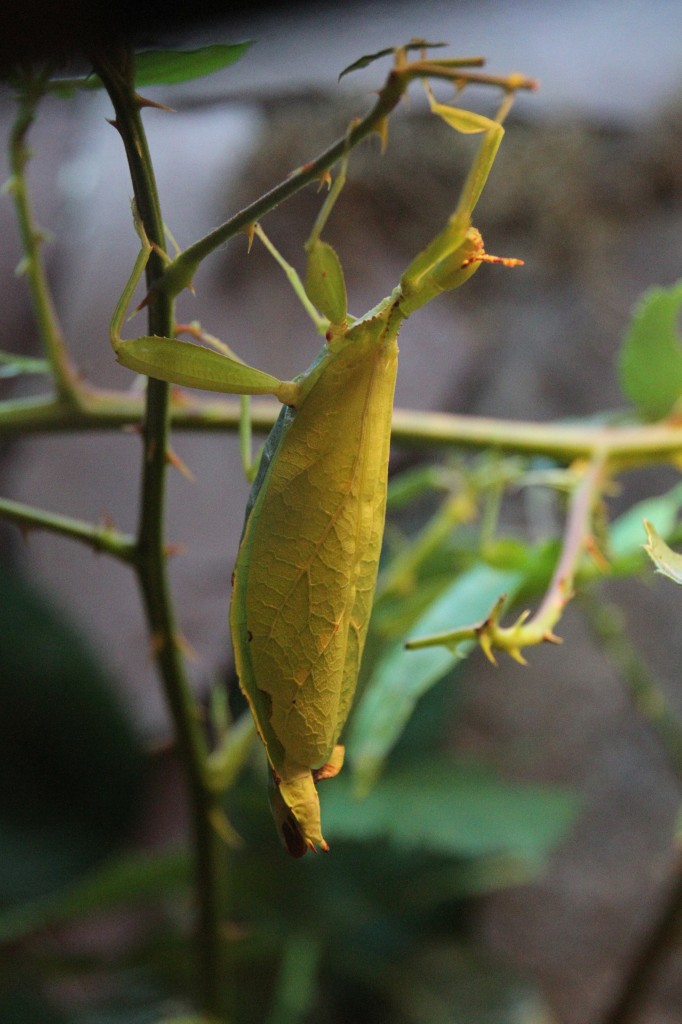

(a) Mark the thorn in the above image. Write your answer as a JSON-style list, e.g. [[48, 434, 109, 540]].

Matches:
[[135, 93, 176, 113], [316, 169, 332, 192], [164, 542, 186, 558], [585, 534, 610, 572], [17, 522, 34, 545], [508, 647, 528, 666], [208, 807, 242, 847], [478, 630, 498, 666], [168, 386, 191, 406], [174, 321, 202, 340], [174, 631, 199, 662], [149, 631, 165, 658], [147, 733, 176, 756], [244, 223, 256, 253], [166, 445, 195, 481], [511, 609, 531, 629], [543, 630, 563, 645], [106, 118, 123, 137]]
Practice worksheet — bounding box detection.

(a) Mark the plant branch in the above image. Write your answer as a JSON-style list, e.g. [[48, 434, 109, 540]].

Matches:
[[405, 454, 608, 662], [0, 497, 137, 561], [155, 58, 536, 298], [3, 390, 682, 467], [6, 74, 82, 403], [91, 48, 228, 1020], [579, 588, 682, 782]]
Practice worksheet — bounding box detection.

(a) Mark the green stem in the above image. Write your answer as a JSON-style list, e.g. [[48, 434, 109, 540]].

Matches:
[[406, 454, 607, 660], [158, 61, 536, 296], [7, 74, 81, 403], [4, 391, 682, 469], [0, 497, 136, 561], [91, 48, 227, 1020]]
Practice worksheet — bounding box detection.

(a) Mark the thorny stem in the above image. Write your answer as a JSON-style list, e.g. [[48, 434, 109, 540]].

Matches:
[[0, 497, 137, 561], [4, 392, 682, 469], [532, 455, 607, 631], [6, 74, 81, 402], [91, 49, 228, 1020], [4, 399, 681, 589], [405, 454, 608, 661], [156, 59, 536, 297]]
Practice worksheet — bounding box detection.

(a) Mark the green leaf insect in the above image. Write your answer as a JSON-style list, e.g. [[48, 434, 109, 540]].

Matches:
[[110, 50, 532, 855]]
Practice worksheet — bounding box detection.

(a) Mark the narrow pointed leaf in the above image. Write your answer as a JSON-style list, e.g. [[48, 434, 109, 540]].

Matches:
[[338, 41, 447, 80]]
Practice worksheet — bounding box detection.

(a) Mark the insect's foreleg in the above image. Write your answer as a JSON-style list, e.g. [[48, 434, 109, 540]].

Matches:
[[398, 83, 524, 315], [109, 203, 154, 357], [448, 85, 520, 236]]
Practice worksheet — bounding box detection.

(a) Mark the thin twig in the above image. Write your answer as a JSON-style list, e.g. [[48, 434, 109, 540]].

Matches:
[[91, 48, 228, 1020], [7, 74, 82, 403], [0, 497, 137, 561]]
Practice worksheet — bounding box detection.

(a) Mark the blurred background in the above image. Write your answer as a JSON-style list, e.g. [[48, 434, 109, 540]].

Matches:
[[3, 2, 682, 1022]]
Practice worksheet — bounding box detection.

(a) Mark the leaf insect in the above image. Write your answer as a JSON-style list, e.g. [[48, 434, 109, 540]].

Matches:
[[110, 48, 532, 855]]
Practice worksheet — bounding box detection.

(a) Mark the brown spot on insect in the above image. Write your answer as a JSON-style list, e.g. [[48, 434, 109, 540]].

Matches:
[[281, 815, 308, 858]]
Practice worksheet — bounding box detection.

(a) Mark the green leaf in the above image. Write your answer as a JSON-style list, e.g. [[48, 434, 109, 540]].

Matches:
[[132, 43, 253, 87], [338, 40, 447, 80], [304, 239, 347, 325], [618, 280, 682, 420], [323, 760, 578, 865], [643, 519, 682, 584], [49, 42, 252, 97], [0, 351, 50, 378], [609, 482, 682, 561], [348, 564, 522, 794]]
